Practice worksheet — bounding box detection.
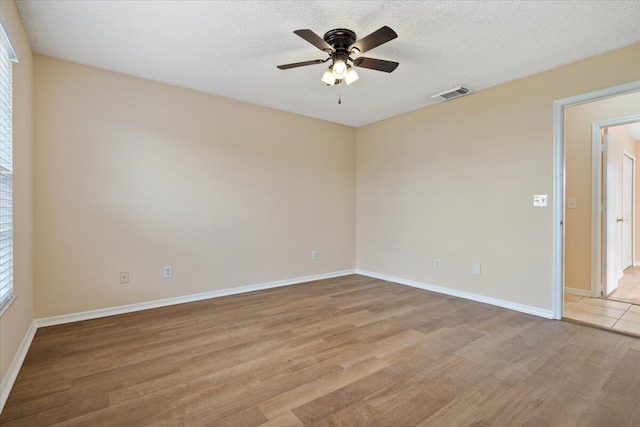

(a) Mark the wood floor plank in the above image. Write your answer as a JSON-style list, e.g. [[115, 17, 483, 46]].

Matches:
[[257, 357, 389, 420], [258, 411, 304, 427], [292, 362, 418, 424], [2, 274, 640, 426]]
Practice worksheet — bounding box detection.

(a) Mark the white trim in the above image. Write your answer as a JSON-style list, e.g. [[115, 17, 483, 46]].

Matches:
[[622, 149, 635, 275], [564, 287, 592, 297], [553, 97, 566, 319], [356, 269, 553, 319], [0, 13, 19, 62], [0, 294, 16, 317], [0, 321, 36, 413], [634, 260, 640, 267], [591, 122, 604, 299], [553, 81, 640, 320], [34, 269, 356, 328]]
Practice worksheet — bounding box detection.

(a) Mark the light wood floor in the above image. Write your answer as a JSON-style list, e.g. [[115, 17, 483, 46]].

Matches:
[[3, 275, 640, 426]]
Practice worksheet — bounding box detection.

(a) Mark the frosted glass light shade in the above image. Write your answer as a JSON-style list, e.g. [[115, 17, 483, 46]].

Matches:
[[345, 66, 359, 85], [321, 67, 336, 85], [332, 59, 347, 79]]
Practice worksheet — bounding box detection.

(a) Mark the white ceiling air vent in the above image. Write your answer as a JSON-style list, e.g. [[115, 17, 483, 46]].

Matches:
[[430, 86, 471, 101]]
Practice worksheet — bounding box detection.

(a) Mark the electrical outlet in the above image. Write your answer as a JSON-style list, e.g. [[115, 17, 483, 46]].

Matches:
[[120, 271, 129, 284], [473, 264, 481, 276], [164, 266, 173, 279], [311, 251, 318, 261], [434, 258, 441, 269]]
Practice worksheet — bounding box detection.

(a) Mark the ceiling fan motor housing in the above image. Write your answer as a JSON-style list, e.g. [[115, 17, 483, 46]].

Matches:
[[323, 28, 356, 52], [324, 28, 357, 64]]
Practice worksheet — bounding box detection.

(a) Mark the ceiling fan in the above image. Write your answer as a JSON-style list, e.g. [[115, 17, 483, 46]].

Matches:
[[277, 26, 399, 86]]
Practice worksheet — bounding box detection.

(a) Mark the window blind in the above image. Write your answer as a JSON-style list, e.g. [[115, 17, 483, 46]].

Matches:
[[0, 22, 17, 312]]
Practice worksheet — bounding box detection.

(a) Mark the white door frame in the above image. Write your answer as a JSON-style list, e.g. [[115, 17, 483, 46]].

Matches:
[[590, 116, 640, 298], [622, 149, 635, 272], [552, 80, 640, 320]]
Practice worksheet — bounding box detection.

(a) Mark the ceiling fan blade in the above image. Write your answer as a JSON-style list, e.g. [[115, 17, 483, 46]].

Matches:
[[293, 29, 335, 52], [353, 57, 399, 73], [277, 58, 328, 70], [350, 26, 397, 54]]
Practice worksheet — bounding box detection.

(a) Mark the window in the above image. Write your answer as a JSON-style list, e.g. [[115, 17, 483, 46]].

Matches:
[[0, 20, 18, 315]]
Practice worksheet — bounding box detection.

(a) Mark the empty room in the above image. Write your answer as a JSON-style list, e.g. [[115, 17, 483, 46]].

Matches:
[[1, 1, 640, 426]]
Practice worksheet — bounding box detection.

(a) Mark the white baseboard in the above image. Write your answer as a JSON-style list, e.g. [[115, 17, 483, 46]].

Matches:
[[356, 269, 554, 319], [0, 321, 37, 413], [3, 268, 554, 414], [634, 260, 640, 267], [564, 287, 592, 297], [0, 269, 355, 414], [35, 269, 356, 328]]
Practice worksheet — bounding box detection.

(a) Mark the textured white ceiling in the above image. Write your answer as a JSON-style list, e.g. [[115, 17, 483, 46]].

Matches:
[[16, 1, 640, 127]]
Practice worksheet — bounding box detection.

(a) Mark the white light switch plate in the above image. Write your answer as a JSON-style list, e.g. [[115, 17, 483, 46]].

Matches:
[[533, 195, 548, 207], [568, 198, 577, 209]]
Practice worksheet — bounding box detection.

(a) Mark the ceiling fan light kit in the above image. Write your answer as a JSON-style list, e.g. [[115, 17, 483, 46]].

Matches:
[[277, 26, 399, 87]]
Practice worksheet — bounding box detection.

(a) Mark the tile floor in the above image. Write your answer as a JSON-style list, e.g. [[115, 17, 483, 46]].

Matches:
[[607, 266, 640, 305], [564, 293, 640, 335]]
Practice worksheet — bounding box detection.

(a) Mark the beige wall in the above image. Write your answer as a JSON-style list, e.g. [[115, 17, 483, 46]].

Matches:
[[0, 0, 34, 386], [34, 55, 356, 318], [564, 94, 640, 291], [4, 13, 640, 390], [356, 44, 640, 311]]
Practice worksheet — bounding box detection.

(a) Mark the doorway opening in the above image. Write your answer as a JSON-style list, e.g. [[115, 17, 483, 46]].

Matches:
[[587, 119, 640, 301], [603, 123, 640, 305], [559, 89, 640, 334]]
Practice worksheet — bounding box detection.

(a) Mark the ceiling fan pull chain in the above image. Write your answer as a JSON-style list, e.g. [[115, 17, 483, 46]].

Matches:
[[338, 93, 341, 105]]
